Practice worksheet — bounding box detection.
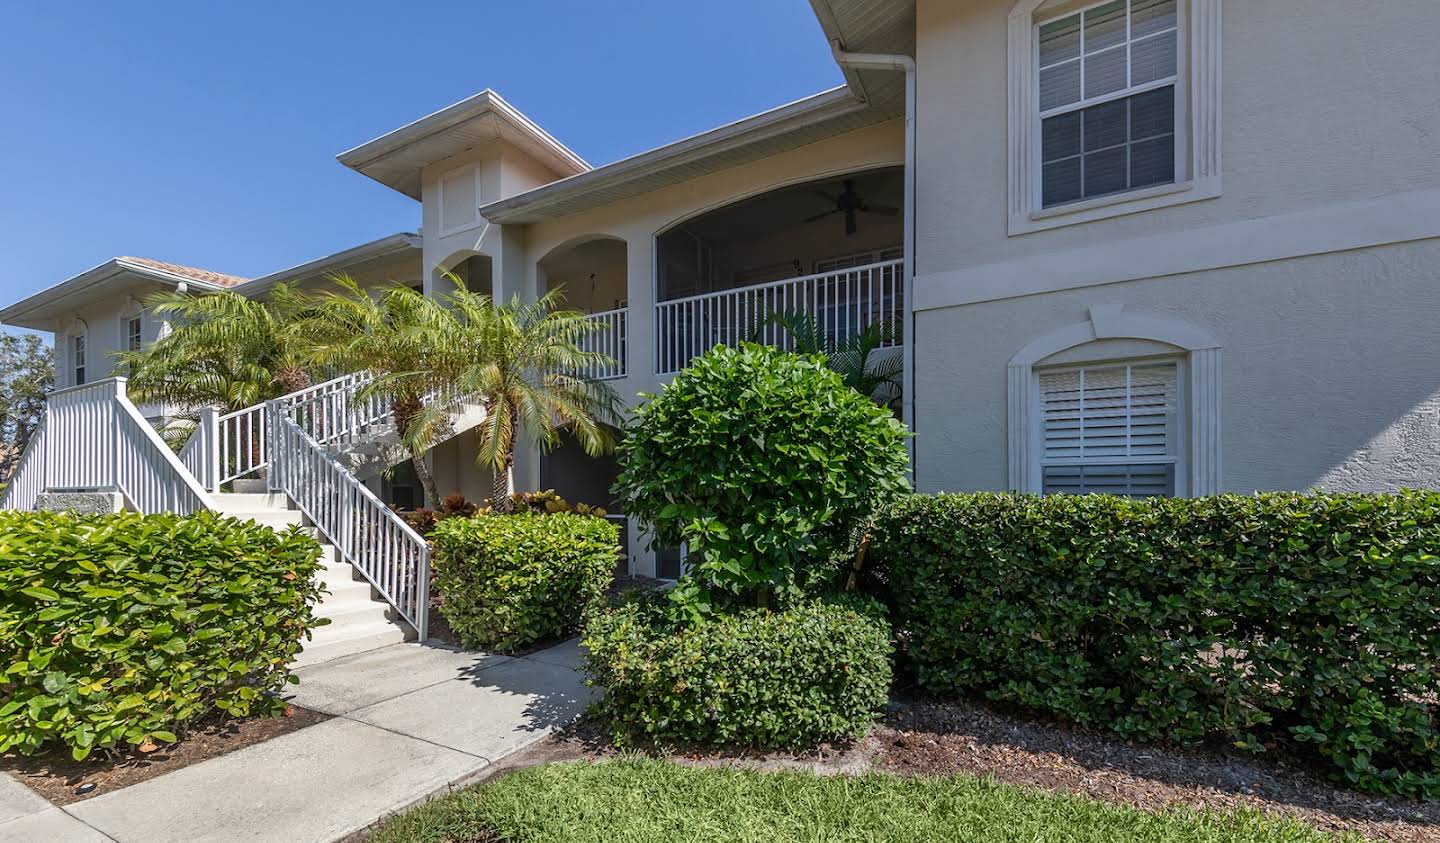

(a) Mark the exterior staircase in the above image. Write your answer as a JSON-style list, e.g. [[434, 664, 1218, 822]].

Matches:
[[212, 490, 414, 667]]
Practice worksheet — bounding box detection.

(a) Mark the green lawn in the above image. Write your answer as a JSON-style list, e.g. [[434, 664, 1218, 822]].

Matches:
[[371, 758, 1351, 843]]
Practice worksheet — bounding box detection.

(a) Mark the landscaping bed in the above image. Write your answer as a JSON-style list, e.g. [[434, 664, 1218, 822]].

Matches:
[[2, 704, 328, 805], [389, 698, 1438, 842], [367, 755, 1351, 843]]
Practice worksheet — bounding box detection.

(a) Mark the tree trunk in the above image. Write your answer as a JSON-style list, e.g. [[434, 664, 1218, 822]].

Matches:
[[273, 364, 311, 396], [491, 459, 514, 511], [412, 453, 440, 510]]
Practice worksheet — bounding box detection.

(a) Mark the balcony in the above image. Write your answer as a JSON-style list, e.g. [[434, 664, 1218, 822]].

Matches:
[[655, 258, 903, 375]]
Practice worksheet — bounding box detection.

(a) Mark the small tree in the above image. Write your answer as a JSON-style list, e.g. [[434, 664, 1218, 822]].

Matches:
[[413, 283, 621, 510], [615, 343, 910, 610], [117, 284, 313, 411], [0, 334, 53, 481], [290, 276, 454, 507]]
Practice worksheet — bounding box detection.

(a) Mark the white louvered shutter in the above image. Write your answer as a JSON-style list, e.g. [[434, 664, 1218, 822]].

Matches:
[[1038, 361, 1178, 497]]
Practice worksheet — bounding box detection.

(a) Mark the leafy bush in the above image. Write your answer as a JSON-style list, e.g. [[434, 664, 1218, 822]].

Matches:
[[0, 511, 326, 760], [583, 594, 892, 748], [432, 512, 618, 652], [867, 491, 1440, 798], [615, 344, 909, 607], [399, 491, 607, 538]]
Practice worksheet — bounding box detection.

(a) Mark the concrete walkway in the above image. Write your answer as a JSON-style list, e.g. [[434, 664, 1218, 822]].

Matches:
[[0, 639, 592, 843]]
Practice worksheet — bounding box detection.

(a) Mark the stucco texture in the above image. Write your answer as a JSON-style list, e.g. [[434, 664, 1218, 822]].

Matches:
[[914, 238, 1440, 495]]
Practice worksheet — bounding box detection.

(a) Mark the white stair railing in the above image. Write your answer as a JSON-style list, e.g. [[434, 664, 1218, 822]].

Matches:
[[655, 258, 903, 375], [36, 379, 212, 514], [270, 399, 430, 641], [277, 371, 390, 449], [0, 418, 47, 511]]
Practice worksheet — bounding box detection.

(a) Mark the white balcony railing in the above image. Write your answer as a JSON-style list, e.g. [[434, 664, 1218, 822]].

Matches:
[[654, 258, 903, 375], [578, 307, 627, 381]]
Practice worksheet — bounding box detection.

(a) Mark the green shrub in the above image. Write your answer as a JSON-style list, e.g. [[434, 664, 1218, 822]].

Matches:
[[583, 594, 892, 748], [615, 343, 909, 607], [433, 512, 618, 652], [867, 491, 1440, 798], [0, 510, 326, 760]]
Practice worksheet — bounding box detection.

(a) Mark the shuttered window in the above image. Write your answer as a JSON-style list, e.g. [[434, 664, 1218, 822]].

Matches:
[[1038, 0, 1179, 207], [1038, 361, 1179, 497]]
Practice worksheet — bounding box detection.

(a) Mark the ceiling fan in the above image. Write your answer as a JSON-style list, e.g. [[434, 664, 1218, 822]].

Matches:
[[803, 178, 899, 236]]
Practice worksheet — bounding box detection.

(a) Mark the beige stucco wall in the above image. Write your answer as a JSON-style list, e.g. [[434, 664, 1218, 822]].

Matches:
[[913, 0, 1440, 274], [52, 283, 169, 390], [908, 0, 1440, 495]]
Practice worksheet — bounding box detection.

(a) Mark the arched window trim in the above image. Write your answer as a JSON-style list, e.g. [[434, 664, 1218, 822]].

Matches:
[[1007, 304, 1221, 495]]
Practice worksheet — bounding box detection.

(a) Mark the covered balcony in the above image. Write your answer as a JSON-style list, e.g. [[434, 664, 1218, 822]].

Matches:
[[539, 236, 628, 381], [654, 166, 904, 375]]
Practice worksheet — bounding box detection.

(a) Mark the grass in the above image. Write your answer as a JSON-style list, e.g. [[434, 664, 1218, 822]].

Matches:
[[370, 758, 1353, 843]]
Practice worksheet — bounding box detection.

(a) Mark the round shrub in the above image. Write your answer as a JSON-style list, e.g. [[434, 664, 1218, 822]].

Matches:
[[0, 510, 326, 760], [433, 512, 618, 653], [615, 343, 910, 604], [583, 595, 893, 748]]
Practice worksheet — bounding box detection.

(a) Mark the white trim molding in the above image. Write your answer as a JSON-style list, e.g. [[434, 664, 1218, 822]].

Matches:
[[1008, 0, 1223, 235], [1007, 304, 1222, 495]]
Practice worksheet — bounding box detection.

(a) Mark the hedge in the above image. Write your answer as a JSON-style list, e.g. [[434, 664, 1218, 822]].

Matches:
[[865, 491, 1440, 797], [432, 512, 618, 653], [583, 595, 892, 748], [0, 511, 326, 760]]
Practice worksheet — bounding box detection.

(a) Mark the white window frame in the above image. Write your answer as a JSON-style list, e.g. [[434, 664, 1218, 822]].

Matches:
[[71, 332, 87, 386], [436, 163, 485, 237], [1008, 0, 1222, 235], [1033, 357, 1188, 497], [1007, 305, 1221, 496], [125, 314, 143, 353]]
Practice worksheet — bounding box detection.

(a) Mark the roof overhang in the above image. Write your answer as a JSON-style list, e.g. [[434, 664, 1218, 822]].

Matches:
[[0, 259, 231, 332], [479, 86, 901, 225], [809, 0, 918, 102], [337, 90, 591, 200], [242, 232, 422, 294]]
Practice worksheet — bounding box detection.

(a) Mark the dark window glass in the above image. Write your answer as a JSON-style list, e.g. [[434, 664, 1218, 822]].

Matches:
[[1041, 85, 1176, 208]]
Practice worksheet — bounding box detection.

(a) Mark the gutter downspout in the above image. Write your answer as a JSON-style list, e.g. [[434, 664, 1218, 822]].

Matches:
[[830, 42, 919, 482]]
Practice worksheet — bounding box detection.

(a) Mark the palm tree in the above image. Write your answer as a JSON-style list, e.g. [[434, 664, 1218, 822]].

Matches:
[[116, 283, 314, 412], [289, 275, 453, 508], [760, 309, 902, 410], [414, 282, 621, 510]]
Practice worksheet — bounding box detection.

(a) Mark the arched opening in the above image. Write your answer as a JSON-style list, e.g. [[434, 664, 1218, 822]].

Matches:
[[449, 254, 492, 295], [538, 237, 628, 315], [656, 166, 903, 301], [652, 167, 905, 374], [537, 236, 629, 380]]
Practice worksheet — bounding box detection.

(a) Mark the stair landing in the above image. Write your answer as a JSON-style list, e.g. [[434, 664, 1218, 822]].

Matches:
[[211, 492, 415, 667]]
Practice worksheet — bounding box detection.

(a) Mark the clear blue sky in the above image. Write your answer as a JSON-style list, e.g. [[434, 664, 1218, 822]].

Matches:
[[0, 0, 841, 307]]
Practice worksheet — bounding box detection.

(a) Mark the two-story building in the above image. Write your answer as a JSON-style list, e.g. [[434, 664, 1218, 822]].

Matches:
[[5, 0, 1438, 583]]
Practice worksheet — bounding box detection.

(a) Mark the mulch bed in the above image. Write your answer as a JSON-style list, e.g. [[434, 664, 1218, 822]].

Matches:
[[2, 705, 330, 805], [492, 700, 1440, 842]]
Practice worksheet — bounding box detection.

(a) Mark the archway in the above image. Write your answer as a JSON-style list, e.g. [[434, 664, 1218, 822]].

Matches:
[[537, 236, 628, 315]]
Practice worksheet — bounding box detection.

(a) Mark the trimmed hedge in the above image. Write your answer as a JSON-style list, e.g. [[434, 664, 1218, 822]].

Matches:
[[0, 511, 326, 760], [433, 513, 618, 653], [866, 491, 1440, 797], [583, 595, 892, 748]]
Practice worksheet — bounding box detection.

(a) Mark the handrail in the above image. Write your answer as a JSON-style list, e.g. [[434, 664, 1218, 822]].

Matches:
[[113, 392, 213, 514], [655, 258, 903, 375], [656, 258, 904, 307], [0, 418, 47, 511], [271, 411, 429, 640]]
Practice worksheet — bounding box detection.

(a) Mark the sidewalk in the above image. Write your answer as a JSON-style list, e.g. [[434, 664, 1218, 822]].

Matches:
[[0, 639, 592, 843]]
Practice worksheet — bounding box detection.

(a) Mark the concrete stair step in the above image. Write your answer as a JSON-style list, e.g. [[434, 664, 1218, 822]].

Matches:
[[293, 619, 412, 668], [212, 492, 292, 511], [226, 510, 309, 530]]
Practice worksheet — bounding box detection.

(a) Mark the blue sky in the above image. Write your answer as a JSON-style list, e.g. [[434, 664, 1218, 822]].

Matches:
[[0, 0, 841, 308]]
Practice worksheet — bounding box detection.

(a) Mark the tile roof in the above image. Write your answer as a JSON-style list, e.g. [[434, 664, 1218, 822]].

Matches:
[[118, 256, 250, 288]]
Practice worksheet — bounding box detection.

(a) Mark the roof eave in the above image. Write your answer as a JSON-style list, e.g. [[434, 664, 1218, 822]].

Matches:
[[240, 232, 422, 294], [0, 261, 227, 331], [478, 86, 869, 224]]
